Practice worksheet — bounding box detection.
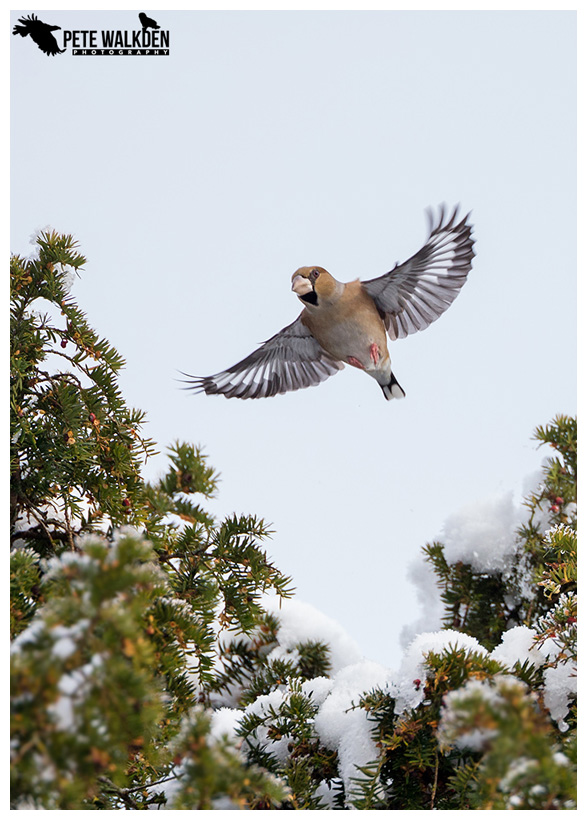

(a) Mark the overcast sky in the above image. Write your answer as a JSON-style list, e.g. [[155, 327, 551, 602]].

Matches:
[[11, 8, 576, 667]]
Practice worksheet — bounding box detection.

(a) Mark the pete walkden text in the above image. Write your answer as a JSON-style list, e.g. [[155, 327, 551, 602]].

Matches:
[[63, 29, 170, 49]]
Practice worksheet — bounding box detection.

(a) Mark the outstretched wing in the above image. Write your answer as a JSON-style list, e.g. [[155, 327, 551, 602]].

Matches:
[[362, 205, 475, 341], [184, 315, 344, 399]]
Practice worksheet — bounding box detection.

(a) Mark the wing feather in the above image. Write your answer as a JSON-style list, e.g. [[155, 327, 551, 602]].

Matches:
[[362, 205, 475, 341], [184, 315, 344, 399]]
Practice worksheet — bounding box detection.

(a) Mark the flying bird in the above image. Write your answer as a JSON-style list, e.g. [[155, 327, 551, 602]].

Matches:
[[139, 13, 160, 30], [12, 14, 64, 55], [186, 206, 474, 401]]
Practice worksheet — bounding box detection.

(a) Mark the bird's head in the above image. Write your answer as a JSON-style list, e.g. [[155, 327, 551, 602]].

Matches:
[[291, 266, 340, 306]]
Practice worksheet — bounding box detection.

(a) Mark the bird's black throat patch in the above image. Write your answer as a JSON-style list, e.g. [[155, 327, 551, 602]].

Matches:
[[299, 291, 318, 306]]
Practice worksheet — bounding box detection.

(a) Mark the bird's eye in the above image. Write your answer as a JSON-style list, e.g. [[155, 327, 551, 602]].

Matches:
[[311, 268, 320, 279]]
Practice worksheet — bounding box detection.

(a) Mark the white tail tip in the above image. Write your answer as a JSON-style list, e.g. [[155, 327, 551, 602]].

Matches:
[[381, 382, 406, 400]]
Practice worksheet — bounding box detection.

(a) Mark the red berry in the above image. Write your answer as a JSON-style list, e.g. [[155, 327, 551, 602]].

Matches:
[[61, 339, 67, 348], [550, 504, 560, 513], [413, 679, 421, 690], [555, 497, 564, 505], [122, 498, 131, 509]]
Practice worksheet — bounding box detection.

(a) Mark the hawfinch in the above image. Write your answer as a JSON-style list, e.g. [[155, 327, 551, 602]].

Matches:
[[188, 205, 474, 400]]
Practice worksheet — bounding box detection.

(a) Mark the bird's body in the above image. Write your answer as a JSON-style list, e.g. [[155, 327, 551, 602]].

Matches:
[[187, 206, 474, 401], [297, 274, 403, 399]]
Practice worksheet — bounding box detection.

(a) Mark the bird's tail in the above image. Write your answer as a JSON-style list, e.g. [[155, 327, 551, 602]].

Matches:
[[381, 372, 405, 401]]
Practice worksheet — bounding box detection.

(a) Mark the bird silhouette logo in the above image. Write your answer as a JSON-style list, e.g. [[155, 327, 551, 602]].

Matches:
[[12, 13, 65, 56], [139, 12, 160, 31]]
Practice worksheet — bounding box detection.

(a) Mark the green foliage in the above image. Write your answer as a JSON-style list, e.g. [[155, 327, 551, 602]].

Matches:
[[11, 534, 169, 808], [209, 622, 337, 808], [438, 675, 576, 809], [422, 543, 511, 650], [160, 709, 288, 810], [355, 649, 508, 810], [10, 231, 577, 811], [11, 232, 156, 554], [236, 678, 340, 809], [10, 546, 41, 638], [350, 414, 577, 811], [423, 415, 578, 657], [10, 231, 292, 809], [144, 440, 218, 528], [220, 412, 576, 812]]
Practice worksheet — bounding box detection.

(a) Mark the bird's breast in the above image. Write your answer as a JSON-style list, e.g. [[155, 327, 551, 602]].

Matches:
[[303, 288, 389, 368]]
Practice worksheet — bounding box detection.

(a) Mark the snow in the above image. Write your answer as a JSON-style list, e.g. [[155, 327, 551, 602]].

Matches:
[[48, 655, 104, 732], [214, 588, 576, 806], [12, 473, 576, 808], [42, 548, 95, 583], [50, 621, 90, 660], [262, 596, 364, 674], [438, 674, 524, 752], [490, 625, 545, 669], [520, 467, 545, 499], [210, 796, 244, 810], [401, 482, 541, 648], [300, 675, 334, 708], [313, 778, 341, 809], [500, 755, 538, 790], [234, 598, 392, 803], [440, 492, 524, 573], [490, 625, 577, 733], [242, 687, 292, 763], [313, 660, 390, 805], [208, 595, 363, 709], [475, 628, 576, 732], [25, 226, 52, 261], [10, 617, 45, 654], [542, 660, 577, 732], [400, 557, 444, 649], [394, 630, 486, 714], [23, 226, 76, 291], [209, 707, 242, 745], [213, 598, 391, 806]]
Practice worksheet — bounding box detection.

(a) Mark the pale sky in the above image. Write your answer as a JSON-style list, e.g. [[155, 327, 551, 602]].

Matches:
[[10, 7, 577, 667]]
